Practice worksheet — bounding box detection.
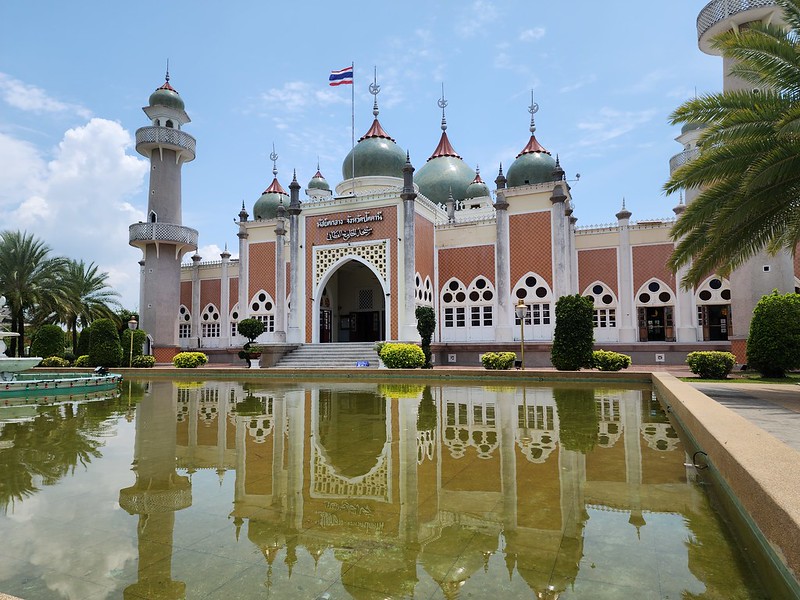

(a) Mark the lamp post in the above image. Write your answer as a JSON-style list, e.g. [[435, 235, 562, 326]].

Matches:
[[515, 300, 526, 370], [127, 317, 138, 368]]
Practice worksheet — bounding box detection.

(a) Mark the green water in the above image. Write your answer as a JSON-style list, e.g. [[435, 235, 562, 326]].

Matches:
[[0, 379, 773, 599]]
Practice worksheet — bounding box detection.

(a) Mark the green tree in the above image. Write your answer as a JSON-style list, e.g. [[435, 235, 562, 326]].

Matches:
[[746, 291, 800, 377], [56, 260, 121, 355], [30, 324, 66, 358], [551, 294, 594, 371], [0, 231, 68, 356], [415, 306, 436, 369], [87, 318, 123, 367], [664, 0, 800, 286]]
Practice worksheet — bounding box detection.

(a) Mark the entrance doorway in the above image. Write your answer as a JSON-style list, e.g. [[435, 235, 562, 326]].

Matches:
[[637, 306, 674, 342], [700, 305, 730, 341], [318, 259, 386, 343]]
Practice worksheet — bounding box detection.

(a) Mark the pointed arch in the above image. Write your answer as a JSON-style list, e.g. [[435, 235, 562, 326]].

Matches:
[[512, 272, 554, 340], [582, 280, 618, 342]]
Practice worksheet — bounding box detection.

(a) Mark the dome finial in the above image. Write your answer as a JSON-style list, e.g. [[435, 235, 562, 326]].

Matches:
[[528, 89, 538, 134], [165, 58, 170, 83], [270, 143, 279, 178], [369, 66, 381, 117], [438, 82, 448, 132]]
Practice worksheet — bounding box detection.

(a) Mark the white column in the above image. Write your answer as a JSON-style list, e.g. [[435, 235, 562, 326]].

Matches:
[[494, 191, 513, 342], [274, 209, 287, 343], [220, 250, 231, 347], [287, 177, 302, 343], [237, 223, 249, 321], [191, 254, 201, 346], [400, 156, 418, 342], [616, 206, 636, 342], [550, 185, 569, 299]]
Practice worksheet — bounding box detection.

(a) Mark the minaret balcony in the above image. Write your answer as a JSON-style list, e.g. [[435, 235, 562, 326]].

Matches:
[[136, 126, 196, 162], [669, 148, 700, 175], [129, 222, 198, 258], [697, 0, 777, 52]]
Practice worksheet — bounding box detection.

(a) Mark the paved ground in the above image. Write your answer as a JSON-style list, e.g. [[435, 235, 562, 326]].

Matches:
[[689, 381, 800, 452]]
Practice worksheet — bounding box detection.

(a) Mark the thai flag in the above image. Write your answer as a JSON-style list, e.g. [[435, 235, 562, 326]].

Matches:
[[329, 66, 354, 86]]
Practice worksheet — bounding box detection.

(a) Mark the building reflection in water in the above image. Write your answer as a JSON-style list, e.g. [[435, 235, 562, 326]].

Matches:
[[117, 380, 743, 599]]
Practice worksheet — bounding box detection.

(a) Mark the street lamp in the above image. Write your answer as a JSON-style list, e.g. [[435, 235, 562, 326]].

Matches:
[[127, 317, 138, 368], [514, 299, 526, 370]]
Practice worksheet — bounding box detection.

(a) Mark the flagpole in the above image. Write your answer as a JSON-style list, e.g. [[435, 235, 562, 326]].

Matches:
[[351, 61, 355, 196]]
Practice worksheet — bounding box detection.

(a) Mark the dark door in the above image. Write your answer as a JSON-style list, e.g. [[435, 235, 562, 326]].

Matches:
[[707, 305, 730, 341], [353, 311, 381, 342], [320, 309, 332, 343], [645, 307, 666, 341]]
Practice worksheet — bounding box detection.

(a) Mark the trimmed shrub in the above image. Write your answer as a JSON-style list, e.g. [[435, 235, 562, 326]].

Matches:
[[686, 351, 736, 379], [747, 291, 800, 378], [592, 350, 631, 372], [74, 355, 90, 367], [237, 318, 265, 344], [554, 387, 598, 454], [30, 324, 65, 358], [132, 355, 156, 368], [76, 327, 91, 357], [88, 318, 123, 367], [378, 383, 425, 398], [481, 351, 517, 370], [551, 294, 594, 371], [173, 352, 208, 368], [416, 306, 436, 369], [63, 350, 75, 364], [379, 343, 425, 369], [121, 328, 148, 367], [374, 341, 386, 357], [39, 356, 69, 368]]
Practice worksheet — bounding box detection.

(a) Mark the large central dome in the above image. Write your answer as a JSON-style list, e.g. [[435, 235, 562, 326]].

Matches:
[[341, 119, 406, 180]]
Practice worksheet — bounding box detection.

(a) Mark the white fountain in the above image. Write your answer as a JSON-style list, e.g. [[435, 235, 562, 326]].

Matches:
[[0, 297, 42, 381]]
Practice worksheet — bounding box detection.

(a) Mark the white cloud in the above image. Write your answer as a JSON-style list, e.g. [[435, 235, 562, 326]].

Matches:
[[622, 69, 671, 94], [575, 107, 657, 147], [0, 72, 92, 119], [456, 1, 499, 37], [519, 27, 546, 42], [255, 81, 349, 115], [559, 74, 598, 94], [0, 132, 46, 207], [0, 118, 148, 310]]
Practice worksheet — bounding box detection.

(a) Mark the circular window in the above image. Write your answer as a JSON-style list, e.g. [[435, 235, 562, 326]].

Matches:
[[232, 311, 238, 320], [483, 290, 493, 301], [449, 280, 460, 291], [602, 294, 613, 305], [659, 292, 671, 303], [202, 313, 209, 321], [184, 314, 190, 322], [265, 302, 273, 311], [252, 302, 259, 311], [699, 290, 712, 301], [535, 287, 548, 298], [721, 289, 731, 300], [639, 293, 651, 304], [415, 275, 420, 286], [469, 291, 480, 302], [648, 281, 660, 292], [516, 288, 527, 299], [258, 292, 267, 302], [443, 293, 453, 303], [456, 292, 466, 302], [709, 278, 722, 290], [592, 284, 604, 295], [476, 278, 486, 289], [585, 295, 595, 304], [180, 306, 187, 315], [213, 312, 219, 320], [525, 276, 537, 287]]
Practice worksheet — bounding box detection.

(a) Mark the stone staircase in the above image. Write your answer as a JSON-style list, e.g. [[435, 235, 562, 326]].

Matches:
[[272, 342, 379, 369]]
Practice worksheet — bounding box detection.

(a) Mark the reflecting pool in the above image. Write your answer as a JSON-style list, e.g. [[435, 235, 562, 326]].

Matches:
[[0, 380, 771, 599]]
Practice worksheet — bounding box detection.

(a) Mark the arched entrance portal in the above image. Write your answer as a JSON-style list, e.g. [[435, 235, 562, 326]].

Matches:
[[316, 259, 387, 343]]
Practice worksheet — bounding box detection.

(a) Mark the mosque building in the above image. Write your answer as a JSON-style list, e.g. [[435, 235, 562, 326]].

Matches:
[[129, 1, 800, 366]]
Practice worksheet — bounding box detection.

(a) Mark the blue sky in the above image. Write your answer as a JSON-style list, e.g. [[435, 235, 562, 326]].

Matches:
[[0, 1, 720, 310]]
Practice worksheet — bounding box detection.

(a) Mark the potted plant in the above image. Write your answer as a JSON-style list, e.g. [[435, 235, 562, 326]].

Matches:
[[236, 318, 265, 368]]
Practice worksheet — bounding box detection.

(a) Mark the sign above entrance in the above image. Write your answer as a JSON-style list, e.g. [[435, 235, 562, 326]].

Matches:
[[318, 211, 384, 242]]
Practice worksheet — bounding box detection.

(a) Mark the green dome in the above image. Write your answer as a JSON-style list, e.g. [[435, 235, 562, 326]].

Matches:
[[308, 170, 330, 191], [149, 83, 185, 111], [253, 178, 288, 220], [465, 172, 491, 199], [507, 151, 557, 187], [415, 156, 474, 206], [342, 122, 406, 180], [681, 121, 705, 135]]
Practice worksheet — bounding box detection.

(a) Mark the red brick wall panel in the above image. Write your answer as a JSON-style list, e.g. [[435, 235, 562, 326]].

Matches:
[[415, 213, 435, 284], [438, 245, 495, 288], [510, 212, 552, 287], [578, 248, 618, 295], [632, 244, 676, 293], [200, 279, 221, 310], [249, 242, 276, 302]]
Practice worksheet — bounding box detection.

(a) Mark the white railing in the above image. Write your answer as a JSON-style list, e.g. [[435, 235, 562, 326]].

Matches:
[[669, 148, 700, 174], [697, 0, 776, 40], [136, 126, 196, 158], [129, 222, 199, 246]]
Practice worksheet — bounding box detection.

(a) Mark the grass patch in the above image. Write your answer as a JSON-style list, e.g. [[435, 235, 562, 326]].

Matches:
[[679, 372, 800, 385]]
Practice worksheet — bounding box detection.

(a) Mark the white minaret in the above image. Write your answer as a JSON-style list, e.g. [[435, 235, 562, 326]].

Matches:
[[695, 0, 794, 360], [129, 70, 198, 361]]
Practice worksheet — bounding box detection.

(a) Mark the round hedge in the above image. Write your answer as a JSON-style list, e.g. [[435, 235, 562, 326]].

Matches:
[[30, 324, 65, 358], [379, 343, 425, 369], [88, 319, 123, 367]]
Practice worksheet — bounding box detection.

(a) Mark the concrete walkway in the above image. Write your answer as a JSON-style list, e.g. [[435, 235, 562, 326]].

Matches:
[[690, 381, 800, 452]]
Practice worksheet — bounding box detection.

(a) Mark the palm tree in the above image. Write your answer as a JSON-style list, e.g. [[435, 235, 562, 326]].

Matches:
[[0, 231, 68, 356], [56, 260, 121, 354], [664, 0, 800, 287]]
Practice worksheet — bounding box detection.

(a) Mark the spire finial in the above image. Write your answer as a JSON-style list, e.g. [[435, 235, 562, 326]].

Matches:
[[528, 89, 538, 134], [316, 156, 320, 171], [622, 197, 626, 210], [165, 59, 170, 83], [369, 66, 381, 117], [270, 143, 279, 177], [438, 83, 448, 132], [679, 191, 685, 205]]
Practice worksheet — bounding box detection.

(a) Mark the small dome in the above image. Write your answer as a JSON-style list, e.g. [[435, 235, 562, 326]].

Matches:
[[253, 178, 288, 220], [681, 121, 705, 135], [341, 120, 406, 180], [308, 169, 330, 191], [506, 135, 556, 187], [148, 80, 185, 111], [465, 169, 491, 199]]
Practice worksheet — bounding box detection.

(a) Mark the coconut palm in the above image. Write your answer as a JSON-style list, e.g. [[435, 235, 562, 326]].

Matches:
[[56, 260, 121, 354], [664, 0, 800, 287], [0, 231, 68, 356]]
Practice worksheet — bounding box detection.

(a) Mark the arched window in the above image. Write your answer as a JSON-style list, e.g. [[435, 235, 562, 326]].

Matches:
[[695, 276, 732, 341], [165, 119, 174, 128], [441, 278, 467, 339], [149, 210, 157, 223], [229, 303, 240, 338], [200, 304, 221, 338], [249, 290, 275, 333], [467, 276, 495, 334], [178, 305, 191, 339], [415, 273, 434, 307], [635, 278, 675, 342], [582, 281, 618, 342], [512, 272, 554, 340]]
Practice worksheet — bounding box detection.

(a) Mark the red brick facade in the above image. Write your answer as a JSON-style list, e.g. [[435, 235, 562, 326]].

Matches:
[[578, 248, 618, 295], [510, 211, 552, 287], [438, 245, 495, 288], [632, 244, 676, 293]]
